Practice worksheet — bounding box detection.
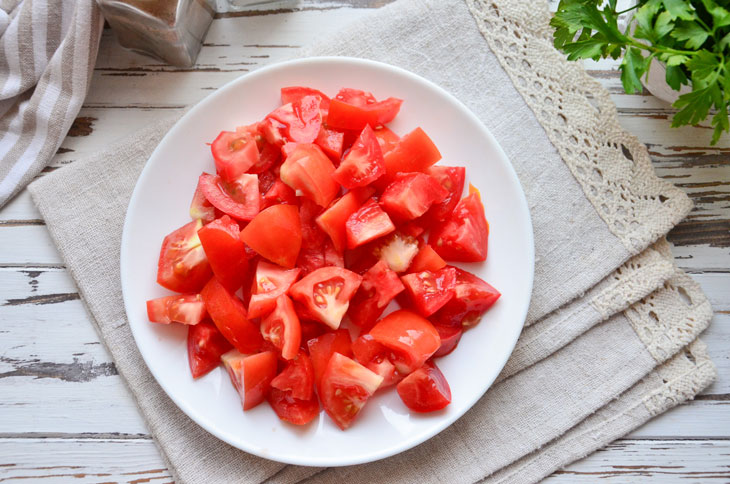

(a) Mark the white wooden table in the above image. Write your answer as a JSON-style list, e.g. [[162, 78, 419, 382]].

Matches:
[[1, 2, 728, 482]]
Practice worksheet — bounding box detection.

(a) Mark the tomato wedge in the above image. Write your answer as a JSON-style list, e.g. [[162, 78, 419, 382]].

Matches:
[[240, 204, 302, 268], [201, 277, 262, 353], [373, 126, 400, 155], [422, 165, 466, 225], [327, 97, 403, 131], [187, 320, 233, 379], [345, 198, 395, 249], [156, 220, 212, 293], [369, 230, 421, 274], [369, 309, 441, 374], [261, 294, 301, 360], [347, 260, 404, 331], [265, 94, 322, 143], [210, 127, 259, 182], [320, 353, 383, 430], [429, 187, 489, 262], [307, 329, 352, 388], [334, 88, 376, 106], [267, 387, 320, 426], [332, 125, 385, 189], [147, 294, 207, 325], [189, 180, 215, 223], [400, 266, 457, 317], [351, 333, 403, 388], [315, 126, 344, 162], [198, 215, 248, 293], [315, 191, 363, 253], [432, 267, 501, 328], [396, 361, 451, 412], [288, 266, 363, 329], [281, 86, 331, 113], [271, 350, 315, 400], [279, 143, 340, 208], [261, 179, 296, 210], [380, 172, 448, 221], [408, 244, 447, 273], [248, 260, 301, 319], [381, 127, 441, 183], [432, 324, 463, 357], [222, 349, 278, 410], [198, 172, 260, 221]]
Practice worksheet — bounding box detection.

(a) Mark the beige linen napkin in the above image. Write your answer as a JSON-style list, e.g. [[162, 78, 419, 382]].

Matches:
[[27, 0, 716, 482]]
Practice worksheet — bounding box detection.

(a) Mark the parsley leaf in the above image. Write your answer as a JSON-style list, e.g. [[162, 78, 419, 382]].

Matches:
[[671, 21, 710, 49]]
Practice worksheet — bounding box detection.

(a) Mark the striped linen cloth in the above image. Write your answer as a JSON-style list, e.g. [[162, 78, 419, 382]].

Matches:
[[0, 0, 102, 208]]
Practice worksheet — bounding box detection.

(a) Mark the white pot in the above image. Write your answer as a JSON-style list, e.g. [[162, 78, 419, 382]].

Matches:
[[642, 58, 692, 105]]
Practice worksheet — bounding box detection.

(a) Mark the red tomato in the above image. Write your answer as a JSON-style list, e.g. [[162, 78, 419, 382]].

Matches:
[[198, 172, 260, 221], [332, 125, 385, 189], [261, 294, 301, 360], [381, 127, 441, 183], [345, 198, 395, 249], [422, 166, 466, 225], [351, 333, 402, 388], [327, 97, 403, 131], [400, 267, 457, 317], [240, 204, 302, 268], [265, 94, 322, 143], [187, 320, 233, 379], [408, 244, 447, 273], [429, 187, 489, 262], [156, 220, 212, 293], [373, 126, 400, 155], [261, 179, 297, 210], [300, 320, 328, 345], [248, 260, 301, 319], [189, 180, 215, 224], [222, 350, 278, 410], [271, 350, 315, 400], [396, 361, 451, 412], [432, 324, 462, 357], [432, 267, 501, 328], [369, 310, 441, 374], [307, 329, 352, 388], [147, 294, 207, 325], [320, 353, 383, 430], [347, 260, 405, 331], [334, 88, 376, 106], [257, 169, 277, 195], [289, 266, 363, 329], [267, 387, 320, 426], [281, 86, 331, 113], [198, 215, 248, 293], [296, 198, 329, 274], [201, 277, 262, 353], [315, 191, 363, 253], [258, 117, 287, 146], [280, 143, 340, 208], [380, 172, 448, 221], [370, 230, 421, 273], [210, 128, 260, 182], [315, 126, 344, 162]]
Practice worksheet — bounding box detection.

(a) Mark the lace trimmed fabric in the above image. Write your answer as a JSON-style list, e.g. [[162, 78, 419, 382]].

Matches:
[[464, 0, 693, 253]]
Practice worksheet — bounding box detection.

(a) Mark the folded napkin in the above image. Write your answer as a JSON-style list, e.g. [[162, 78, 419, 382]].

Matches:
[[0, 0, 102, 208], [28, 0, 716, 483]]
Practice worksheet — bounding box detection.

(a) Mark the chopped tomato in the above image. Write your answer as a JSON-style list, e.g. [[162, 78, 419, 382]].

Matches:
[[222, 349, 278, 410], [345, 198, 395, 249], [198, 215, 248, 293], [300, 320, 327, 345], [240, 204, 302, 268], [347, 260, 404, 331], [296, 198, 329, 274], [351, 333, 402, 388], [334, 88, 377, 106], [315, 126, 344, 162], [211, 127, 259, 182], [432, 324, 462, 357], [369, 309, 441, 374], [261, 294, 301, 360], [189, 180, 215, 223], [250, 138, 281, 175], [422, 166, 466, 225], [267, 387, 319, 425], [429, 187, 489, 262], [187, 320, 233, 378], [201, 277, 262, 353], [408, 244, 447, 273], [265, 94, 322, 143], [156, 220, 212, 293], [271, 350, 315, 400], [248, 260, 301, 319], [280, 143, 340, 207], [147, 294, 207, 325], [400, 267, 457, 317], [327, 97, 403, 131], [198, 172, 260, 221], [289, 266, 362, 329], [432, 267, 501, 328], [320, 353, 383, 430], [261, 179, 297, 210], [381, 127, 441, 182], [315, 191, 363, 253], [373, 126, 400, 155], [380, 172, 448, 221], [307, 329, 352, 388], [371, 230, 421, 273], [281, 86, 331, 113], [332, 125, 385, 189], [258, 117, 287, 146], [257, 169, 277, 195], [396, 361, 451, 412]]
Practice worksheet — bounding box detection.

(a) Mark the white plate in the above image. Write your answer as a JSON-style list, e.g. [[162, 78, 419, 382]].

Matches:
[[121, 57, 534, 467]]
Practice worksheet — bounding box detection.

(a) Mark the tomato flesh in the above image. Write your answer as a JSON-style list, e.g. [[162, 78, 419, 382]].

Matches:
[[307, 329, 352, 388], [281, 86, 331, 113], [147, 294, 207, 325], [327, 97, 403, 131], [315, 191, 363, 253], [198, 215, 248, 293], [265, 94, 322, 143], [288, 266, 362, 329], [429, 188, 489, 262], [189, 180, 215, 223], [201, 277, 262, 354], [380, 172, 448, 221], [315, 126, 344, 162], [345, 198, 395, 249], [347, 260, 404, 331], [261, 294, 301, 360], [187, 320, 233, 378], [400, 266, 457, 317], [422, 165, 466, 225], [267, 388, 319, 426], [432, 324, 463, 357], [432, 267, 501, 328], [271, 350, 315, 400], [198, 172, 260, 222], [369, 309, 441, 374], [211, 128, 260, 182], [380, 127, 441, 184], [261, 179, 297, 210], [247, 260, 301, 319], [396, 361, 451, 412], [156, 220, 212, 294], [222, 349, 278, 410], [370, 230, 420, 273], [351, 333, 403, 388], [373, 126, 400, 155], [240, 204, 302, 268], [332, 125, 385, 189], [280, 143, 340, 208], [320, 353, 383, 430], [408, 244, 447, 273]]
